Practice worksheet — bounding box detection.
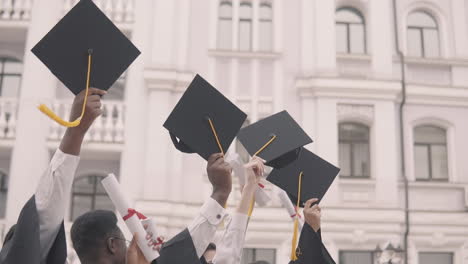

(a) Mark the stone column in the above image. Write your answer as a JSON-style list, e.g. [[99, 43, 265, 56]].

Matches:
[[6, 0, 62, 221]]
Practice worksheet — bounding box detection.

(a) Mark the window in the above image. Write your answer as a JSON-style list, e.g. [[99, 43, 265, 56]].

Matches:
[[407, 11, 440, 58], [0, 170, 8, 218], [419, 252, 453, 264], [336, 7, 366, 54], [0, 57, 22, 97], [70, 175, 114, 221], [259, 1, 273, 51], [239, 2, 253, 51], [242, 248, 276, 264], [218, 1, 233, 50], [414, 125, 448, 181], [340, 251, 375, 264], [338, 123, 370, 178]]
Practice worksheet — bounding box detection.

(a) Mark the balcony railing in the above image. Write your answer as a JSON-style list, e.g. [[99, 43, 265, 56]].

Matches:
[[0, 0, 33, 20], [0, 98, 125, 144], [48, 100, 125, 143], [64, 0, 134, 23], [1, 0, 134, 23], [0, 98, 17, 139]]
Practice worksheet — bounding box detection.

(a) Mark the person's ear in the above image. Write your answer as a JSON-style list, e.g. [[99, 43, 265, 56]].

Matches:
[[106, 237, 119, 255]]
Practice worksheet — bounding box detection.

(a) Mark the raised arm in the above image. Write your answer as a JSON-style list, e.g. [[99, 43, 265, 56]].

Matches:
[[213, 156, 265, 264], [35, 88, 105, 261]]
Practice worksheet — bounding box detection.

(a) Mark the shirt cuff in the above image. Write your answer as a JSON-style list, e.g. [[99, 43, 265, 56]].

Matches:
[[51, 149, 80, 171], [199, 197, 227, 225], [228, 213, 248, 231]]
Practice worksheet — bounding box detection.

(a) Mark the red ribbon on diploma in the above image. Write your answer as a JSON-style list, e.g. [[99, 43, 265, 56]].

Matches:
[[123, 208, 147, 221], [258, 183, 265, 188]]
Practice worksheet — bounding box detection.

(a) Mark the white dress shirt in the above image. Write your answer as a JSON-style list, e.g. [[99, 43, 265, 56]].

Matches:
[[34, 149, 80, 262], [212, 213, 249, 264], [187, 197, 228, 258]]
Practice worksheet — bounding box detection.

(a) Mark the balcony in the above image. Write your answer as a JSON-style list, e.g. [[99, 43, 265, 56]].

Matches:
[[0, 98, 125, 145], [1, 0, 134, 25]]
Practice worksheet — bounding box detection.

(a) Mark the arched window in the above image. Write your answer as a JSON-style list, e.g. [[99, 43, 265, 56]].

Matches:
[[338, 122, 370, 178], [259, 1, 273, 51], [0, 57, 22, 97], [70, 174, 114, 221], [239, 1, 253, 51], [335, 7, 366, 54], [414, 125, 448, 181], [218, 0, 233, 50], [0, 170, 8, 218], [407, 11, 440, 58]]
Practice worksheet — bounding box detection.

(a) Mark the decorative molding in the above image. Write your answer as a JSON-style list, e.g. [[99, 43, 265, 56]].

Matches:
[[296, 77, 401, 100], [351, 229, 368, 245], [144, 68, 194, 92], [208, 49, 281, 60], [337, 104, 374, 123], [430, 232, 447, 247]]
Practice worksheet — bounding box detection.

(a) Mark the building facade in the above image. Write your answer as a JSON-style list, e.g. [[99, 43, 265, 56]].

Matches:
[[0, 0, 468, 263]]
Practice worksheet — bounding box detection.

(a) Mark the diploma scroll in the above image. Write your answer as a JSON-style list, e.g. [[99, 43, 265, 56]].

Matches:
[[278, 189, 304, 231], [101, 174, 160, 262], [227, 153, 271, 206]]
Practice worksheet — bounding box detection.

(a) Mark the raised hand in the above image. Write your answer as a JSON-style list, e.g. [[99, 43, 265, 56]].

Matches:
[[126, 233, 150, 264], [207, 153, 232, 206], [69, 87, 106, 134], [243, 156, 265, 188], [303, 198, 321, 232]]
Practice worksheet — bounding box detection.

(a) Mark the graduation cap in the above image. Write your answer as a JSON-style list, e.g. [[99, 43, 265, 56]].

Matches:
[[267, 148, 339, 261], [31, 0, 140, 127], [236, 110, 313, 169], [268, 147, 340, 207], [163, 74, 247, 160]]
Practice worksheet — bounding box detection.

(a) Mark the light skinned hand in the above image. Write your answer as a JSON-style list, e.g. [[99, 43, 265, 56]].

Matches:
[[303, 198, 321, 232]]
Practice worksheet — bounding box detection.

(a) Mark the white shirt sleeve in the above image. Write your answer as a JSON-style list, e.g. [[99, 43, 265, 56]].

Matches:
[[212, 213, 249, 264], [187, 197, 228, 258], [34, 149, 80, 262]]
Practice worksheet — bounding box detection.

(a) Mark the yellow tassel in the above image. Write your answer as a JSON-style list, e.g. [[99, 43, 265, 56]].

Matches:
[[290, 171, 303, 261], [291, 217, 299, 260], [38, 52, 92, 127], [247, 198, 255, 217]]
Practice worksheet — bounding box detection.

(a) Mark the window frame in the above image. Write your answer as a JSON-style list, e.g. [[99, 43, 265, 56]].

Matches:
[[406, 11, 440, 58], [413, 125, 448, 182], [238, 1, 253, 51], [335, 7, 367, 54], [338, 122, 371, 179], [70, 174, 112, 221], [419, 252, 454, 264], [217, 0, 233, 50], [258, 1, 273, 51], [339, 250, 376, 264], [0, 170, 8, 219], [0, 57, 22, 96], [241, 248, 276, 264]]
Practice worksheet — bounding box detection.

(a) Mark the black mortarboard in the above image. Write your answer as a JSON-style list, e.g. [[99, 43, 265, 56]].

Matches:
[[163, 74, 247, 160], [268, 148, 340, 207], [236, 111, 313, 169], [31, 0, 140, 95]]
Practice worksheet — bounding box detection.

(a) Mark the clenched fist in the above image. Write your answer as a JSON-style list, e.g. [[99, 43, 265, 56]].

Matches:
[[207, 153, 232, 206]]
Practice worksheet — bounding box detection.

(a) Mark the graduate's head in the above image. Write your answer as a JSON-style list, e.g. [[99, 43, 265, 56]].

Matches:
[[71, 210, 127, 264], [202, 243, 216, 263]]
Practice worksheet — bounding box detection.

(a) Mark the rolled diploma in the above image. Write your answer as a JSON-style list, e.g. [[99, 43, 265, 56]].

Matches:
[[227, 153, 271, 206], [141, 218, 163, 246], [101, 174, 160, 261], [277, 189, 304, 231]]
